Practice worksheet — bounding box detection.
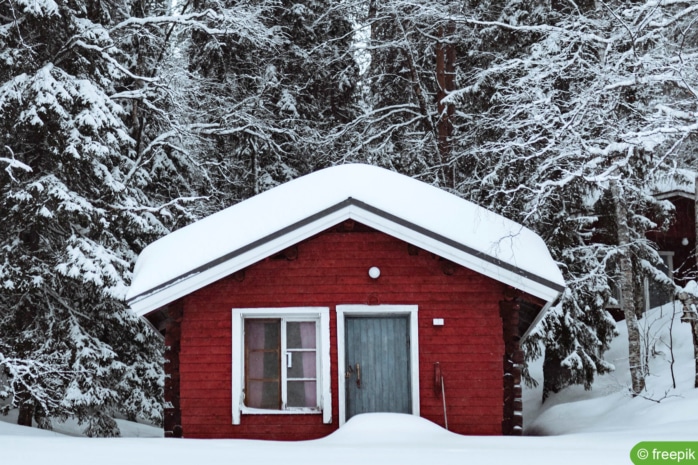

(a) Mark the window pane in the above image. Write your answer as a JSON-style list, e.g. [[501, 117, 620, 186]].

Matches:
[[248, 351, 280, 379], [245, 320, 280, 350], [245, 319, 280, 409], [287, 381, 317, 408], [246, 380, 280, 409], [287, 351, 317, 379], [286, 321, 316, 349]]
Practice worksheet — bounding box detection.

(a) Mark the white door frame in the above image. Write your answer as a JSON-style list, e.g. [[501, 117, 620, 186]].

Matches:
[[336, 304, 420, 426]]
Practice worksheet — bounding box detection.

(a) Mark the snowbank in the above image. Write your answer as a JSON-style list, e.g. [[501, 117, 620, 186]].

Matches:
[[0, 413, 650, 465], [525, 302, 698, 438]]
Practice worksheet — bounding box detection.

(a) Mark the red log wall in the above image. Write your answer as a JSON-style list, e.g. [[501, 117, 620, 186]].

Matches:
[[177, 223, 506, 440], [646, 196, 696, 283]]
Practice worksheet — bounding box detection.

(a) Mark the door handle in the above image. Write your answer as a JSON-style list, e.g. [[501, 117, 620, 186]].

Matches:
[[356, 363, 361, 389]]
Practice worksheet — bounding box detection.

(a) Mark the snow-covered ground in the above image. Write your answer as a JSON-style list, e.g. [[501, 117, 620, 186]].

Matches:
[[1, 303, 696, 465], [525, 302, 698, 438]]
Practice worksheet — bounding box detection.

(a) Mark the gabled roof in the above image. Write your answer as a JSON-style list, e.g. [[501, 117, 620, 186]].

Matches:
[[127, 164, 565, 317]]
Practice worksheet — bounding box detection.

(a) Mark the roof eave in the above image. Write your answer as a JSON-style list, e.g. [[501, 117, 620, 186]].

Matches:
[[654, 190, 695, 201], [519, 297, 561, 342]]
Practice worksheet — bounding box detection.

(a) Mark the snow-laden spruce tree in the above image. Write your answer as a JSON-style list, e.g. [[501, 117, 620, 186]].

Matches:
[[449, 0, 698, 396], [183, 0, 360, 206], [0, 0, 204, 434], [0, 0, 314, 435]]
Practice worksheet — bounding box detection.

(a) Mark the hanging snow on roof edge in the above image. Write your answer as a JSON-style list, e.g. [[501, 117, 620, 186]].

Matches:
[[126, 164, 565, 316], [653, 168, 695, 199]]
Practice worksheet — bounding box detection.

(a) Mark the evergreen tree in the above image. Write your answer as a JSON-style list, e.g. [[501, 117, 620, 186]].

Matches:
[[0, 0, 187, 435]]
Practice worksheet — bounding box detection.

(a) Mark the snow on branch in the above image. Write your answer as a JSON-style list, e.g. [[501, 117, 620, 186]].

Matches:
[[71, 40, 159, 83], [603, 73, 695, 92], [646, 3, 698, 29], [460, 18, 611, 45], [625, 121, 698, 140], [111, 8, 280, 48], [0, 354, 73, 415], [110, 196, 208, 214], [2, 146, 32, 181], [111, 11, 217, 30], [13, 0, 59, 17]]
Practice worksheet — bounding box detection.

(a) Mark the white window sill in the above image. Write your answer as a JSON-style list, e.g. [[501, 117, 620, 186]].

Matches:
[[240, 407, 322, 416]]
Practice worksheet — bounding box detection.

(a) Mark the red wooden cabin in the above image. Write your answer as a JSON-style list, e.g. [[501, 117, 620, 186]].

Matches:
[[127, 164, 564, 440]]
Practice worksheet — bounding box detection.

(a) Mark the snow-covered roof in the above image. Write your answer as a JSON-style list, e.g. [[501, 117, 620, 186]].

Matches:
[[653, 169, 695, 200], [127, 164, 565, 316]]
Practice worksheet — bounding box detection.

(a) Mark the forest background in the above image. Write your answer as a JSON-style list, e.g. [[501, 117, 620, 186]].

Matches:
[[1, 0, 698, 436]]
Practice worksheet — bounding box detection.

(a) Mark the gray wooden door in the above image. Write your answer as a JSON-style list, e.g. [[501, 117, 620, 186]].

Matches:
[[344, 316, 411, 420]]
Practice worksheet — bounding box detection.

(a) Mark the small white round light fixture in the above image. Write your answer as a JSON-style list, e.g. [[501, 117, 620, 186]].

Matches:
[[368, 266, 381, 279], [682, 237, 690, 246]]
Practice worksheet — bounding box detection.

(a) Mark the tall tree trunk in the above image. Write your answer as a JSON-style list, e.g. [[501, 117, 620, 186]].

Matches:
[[676, 178, 698, 389], [435, 22, 455, 188], [611, 179, 645, 395], [677, 292, 698, 389]]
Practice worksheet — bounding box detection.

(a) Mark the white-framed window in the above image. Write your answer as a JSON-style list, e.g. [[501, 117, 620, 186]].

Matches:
[[232, 307, 331, 425]]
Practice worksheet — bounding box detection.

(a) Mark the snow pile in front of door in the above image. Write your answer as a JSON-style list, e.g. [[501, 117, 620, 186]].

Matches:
[[320, 413, 458, 446]]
